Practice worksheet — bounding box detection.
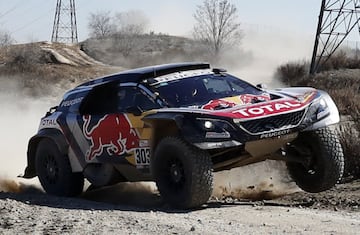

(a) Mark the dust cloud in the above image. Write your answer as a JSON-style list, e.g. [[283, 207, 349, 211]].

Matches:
[[220, 26, 313, 88], [212, 161, 300, 200], [0, 78, 57, 192]]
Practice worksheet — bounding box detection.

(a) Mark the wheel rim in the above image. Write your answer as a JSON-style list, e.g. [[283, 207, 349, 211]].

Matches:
[[288, 139, 319, 176], [170, 162, 183, 183], [165, 158, 185, 190], [43, 154, 59, 184], [301, 145, 318, 175]]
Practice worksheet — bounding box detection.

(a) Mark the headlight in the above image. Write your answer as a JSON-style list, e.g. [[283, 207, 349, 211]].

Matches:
[[196, 118, 234, 138], [204, 120, 214, 129], [302, 98, 330, 125]]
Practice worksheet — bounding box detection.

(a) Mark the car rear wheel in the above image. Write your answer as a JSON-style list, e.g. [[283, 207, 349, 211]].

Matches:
[[286, 127, 344, 192], [152, 137, 213, 209], [35, 139, 84, 196]]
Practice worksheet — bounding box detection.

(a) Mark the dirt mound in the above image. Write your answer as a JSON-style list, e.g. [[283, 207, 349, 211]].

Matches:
[[0, 41, 106, 66], [0, 42, 124, 97], [39, 42, 105, 66]]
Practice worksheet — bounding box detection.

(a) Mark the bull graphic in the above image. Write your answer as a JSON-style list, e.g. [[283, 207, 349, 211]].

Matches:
[[202, 99, 236, 110], [82, 114, 139, 161]]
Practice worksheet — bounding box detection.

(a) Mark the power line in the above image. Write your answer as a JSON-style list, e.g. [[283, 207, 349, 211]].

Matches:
[[10, 10, 54, 34], [0, 0, 24, 19], [1, 0, 52, 28]]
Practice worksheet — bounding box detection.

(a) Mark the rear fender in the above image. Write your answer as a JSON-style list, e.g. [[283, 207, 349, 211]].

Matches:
[[23, 129, 69, 178]]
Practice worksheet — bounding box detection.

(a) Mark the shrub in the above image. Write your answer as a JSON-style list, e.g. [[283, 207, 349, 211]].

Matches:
[[275, 62, 307, 86]]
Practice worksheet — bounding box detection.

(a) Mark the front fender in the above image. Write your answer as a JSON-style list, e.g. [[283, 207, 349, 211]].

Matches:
[[303, 90, 340, 131], [143, 112, 238, 149], [22, 129, 68, 178], [142, 112, 184, 148], [143, 112, 207, 146]]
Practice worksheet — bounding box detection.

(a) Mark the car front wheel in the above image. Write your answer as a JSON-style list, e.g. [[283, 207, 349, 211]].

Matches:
[[151, 137, 213, 209], [286, 127, 344, 192]]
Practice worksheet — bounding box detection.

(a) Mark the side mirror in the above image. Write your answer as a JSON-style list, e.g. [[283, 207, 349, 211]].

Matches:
[[126, 106, 143, 116], [256, 83, 267, 90]]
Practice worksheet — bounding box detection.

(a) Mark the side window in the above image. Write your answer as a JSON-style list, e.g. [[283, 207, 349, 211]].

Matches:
[[118, 86, 160, 112], [80, 85, 118, 115]]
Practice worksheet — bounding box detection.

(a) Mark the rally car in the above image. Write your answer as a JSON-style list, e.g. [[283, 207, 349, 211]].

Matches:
[[22, 62, 344, 208]]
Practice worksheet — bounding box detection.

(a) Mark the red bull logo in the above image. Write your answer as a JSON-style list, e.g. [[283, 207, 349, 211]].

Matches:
[[202, 99, 236, 110], [82, 114, 139, 161], [238, 94, 271, 104], [201, 94, 271, 110]]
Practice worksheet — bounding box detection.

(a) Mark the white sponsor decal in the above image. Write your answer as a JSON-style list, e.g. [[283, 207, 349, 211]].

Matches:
[[233, 101, 302, 117], [61, 97, 84, 107], [40, 118, 58, 129], [139, 140, 150, 147], [260, 129, 291, 139], [205, 131, 231, 139]]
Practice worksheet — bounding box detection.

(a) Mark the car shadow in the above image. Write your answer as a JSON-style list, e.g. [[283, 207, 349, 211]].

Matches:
[[0, 182, 221, 213]]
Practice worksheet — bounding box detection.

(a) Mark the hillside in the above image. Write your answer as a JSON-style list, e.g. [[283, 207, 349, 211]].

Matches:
[[0, 41, 123, 97], [80, 34, 211, 69]]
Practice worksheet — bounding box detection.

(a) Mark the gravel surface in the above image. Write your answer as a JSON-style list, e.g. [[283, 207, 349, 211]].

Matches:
[[0, 179, 359, 234]]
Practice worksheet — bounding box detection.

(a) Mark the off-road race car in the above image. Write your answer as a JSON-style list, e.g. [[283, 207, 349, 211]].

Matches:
[[23, 62, 344, 208]]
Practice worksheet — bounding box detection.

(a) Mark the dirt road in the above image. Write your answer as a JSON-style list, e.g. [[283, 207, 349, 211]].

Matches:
[[0, 180, 359, 234]]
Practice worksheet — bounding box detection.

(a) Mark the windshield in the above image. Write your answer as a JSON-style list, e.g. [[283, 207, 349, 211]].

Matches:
[[151, 73, 263, 107]]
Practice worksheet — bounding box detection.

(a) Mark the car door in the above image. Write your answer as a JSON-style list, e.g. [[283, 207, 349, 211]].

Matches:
[[116, 84, 160, 169], [77, 83, 159, 169]]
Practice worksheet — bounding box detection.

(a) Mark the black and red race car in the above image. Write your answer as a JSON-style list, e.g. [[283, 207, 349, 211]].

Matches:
[[22, 62, 344, 208]]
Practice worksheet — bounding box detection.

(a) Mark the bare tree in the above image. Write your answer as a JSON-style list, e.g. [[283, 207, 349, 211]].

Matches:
[[88, 11, 116, 38], [112, 10, 149, 57], [193, 0, 242, 58], [114, 10, 149, 35], [0, 29, 14, 46]]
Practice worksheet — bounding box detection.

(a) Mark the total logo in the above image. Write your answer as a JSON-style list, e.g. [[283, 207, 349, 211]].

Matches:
[[232, 100, 303, 118]]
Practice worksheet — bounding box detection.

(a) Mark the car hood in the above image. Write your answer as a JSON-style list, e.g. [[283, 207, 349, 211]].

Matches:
[[155, 87, 318, 120]]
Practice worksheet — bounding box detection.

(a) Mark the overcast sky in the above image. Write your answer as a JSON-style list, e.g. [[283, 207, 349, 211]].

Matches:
[[0, 0, 323, 43]]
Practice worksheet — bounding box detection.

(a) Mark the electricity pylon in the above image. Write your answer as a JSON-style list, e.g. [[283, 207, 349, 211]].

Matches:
[[51, 0, 78, 43], [310, 0, 360, 74]]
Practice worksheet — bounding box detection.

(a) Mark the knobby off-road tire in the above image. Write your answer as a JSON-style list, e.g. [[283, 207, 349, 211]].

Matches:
[[35, 139, 84, 197], [286, 127, 344, 193], [152, 137, 213, 209]]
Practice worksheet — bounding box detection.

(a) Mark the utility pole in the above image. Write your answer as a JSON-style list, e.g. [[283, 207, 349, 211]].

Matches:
[[310, 0, 360, 74], [51, 0, 78, 43]]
